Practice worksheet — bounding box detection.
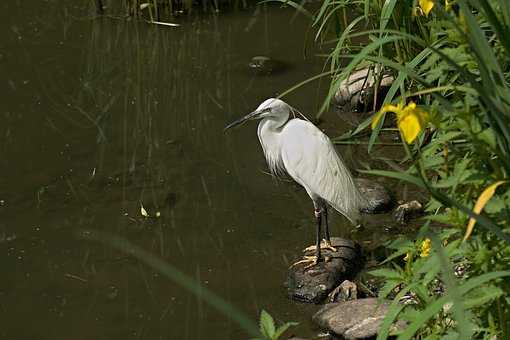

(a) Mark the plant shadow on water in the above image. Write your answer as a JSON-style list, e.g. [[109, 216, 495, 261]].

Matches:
[[0, 1, 421, 339]]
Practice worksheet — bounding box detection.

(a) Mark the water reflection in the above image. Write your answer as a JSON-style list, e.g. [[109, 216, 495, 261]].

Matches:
[[0, 2, 410, 339]]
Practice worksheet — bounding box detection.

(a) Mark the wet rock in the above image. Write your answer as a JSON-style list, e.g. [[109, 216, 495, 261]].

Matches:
[[313, 298, 404, 339], [393, 200, 423, 224], [334, 67, 394, 112], [355, 178, 394, 214], [287, 238, 362, 304], [328, 280, 357, 303], [248, 56, 286, 75]]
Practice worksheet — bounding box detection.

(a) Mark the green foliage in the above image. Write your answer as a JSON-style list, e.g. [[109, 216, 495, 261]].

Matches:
[[310, 0, 510, 338], [252, 310, 298, 340], [370, 226, 510, 339]]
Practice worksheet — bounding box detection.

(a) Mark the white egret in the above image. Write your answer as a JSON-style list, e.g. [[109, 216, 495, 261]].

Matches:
[[225, 98, 366, 267]]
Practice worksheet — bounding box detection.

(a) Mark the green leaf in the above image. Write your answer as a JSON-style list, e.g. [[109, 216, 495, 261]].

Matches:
[[463, 285, 503, 309], [259, 310, 276, 339], [459, 271, 510, 294], [377, 284, 420, 340], [379, 244, 414, 265], [359, 169, 426, 188], [396, 294, 450, 340], [478, 128, 497, 150], [378, 280, 402, 299], [369, 268, 403, 280], [379, 0, 398, 33], [396, 271, 510, 339]]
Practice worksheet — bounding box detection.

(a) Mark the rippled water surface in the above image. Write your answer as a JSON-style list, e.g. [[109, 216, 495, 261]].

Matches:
[[0, 2, 413, 339]]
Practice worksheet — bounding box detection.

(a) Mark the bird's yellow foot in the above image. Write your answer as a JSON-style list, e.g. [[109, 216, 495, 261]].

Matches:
[[303, 239, 337, 253], [290, 255, 331, 269], [290, 256, 318, 269]]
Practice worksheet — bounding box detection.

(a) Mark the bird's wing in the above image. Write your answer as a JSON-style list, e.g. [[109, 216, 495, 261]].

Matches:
[[280, 119, 364, 223]]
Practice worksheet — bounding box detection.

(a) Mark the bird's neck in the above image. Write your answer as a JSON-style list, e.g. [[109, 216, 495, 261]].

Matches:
[[257, 117, 288, 176]]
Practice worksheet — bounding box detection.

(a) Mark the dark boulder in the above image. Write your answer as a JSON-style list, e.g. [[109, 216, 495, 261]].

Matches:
[[355, 178, 395, 214], [393, 200, 424, 224], [287, 237, 363, 304]]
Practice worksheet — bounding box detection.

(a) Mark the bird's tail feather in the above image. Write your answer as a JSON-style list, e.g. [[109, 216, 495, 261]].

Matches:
[[323, 148, 367, 225]]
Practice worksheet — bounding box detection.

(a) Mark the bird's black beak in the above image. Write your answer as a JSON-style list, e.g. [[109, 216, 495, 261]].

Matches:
[[224, 108, 269, 132]]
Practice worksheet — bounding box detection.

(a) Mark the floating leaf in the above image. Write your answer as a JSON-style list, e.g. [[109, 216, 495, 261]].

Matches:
[[140, 204, 149, 217], [148, 20, 180, 27], [464, 181, 508, 241]]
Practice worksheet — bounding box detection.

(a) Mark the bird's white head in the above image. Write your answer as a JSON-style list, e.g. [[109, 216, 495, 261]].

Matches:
[[224, 98, 291, 131], [255, 98, 291, 118]]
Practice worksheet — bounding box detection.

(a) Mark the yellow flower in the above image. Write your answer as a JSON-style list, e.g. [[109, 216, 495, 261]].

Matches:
[[371, 101, 430, 144], [419, 0, 435, 16], [420, 238, 432, 257]]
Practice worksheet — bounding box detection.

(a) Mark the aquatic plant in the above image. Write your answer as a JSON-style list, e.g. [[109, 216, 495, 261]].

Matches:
[[94, 0, 250, 18], [304, 0, 510, 338], [252, 309, 298, 340]]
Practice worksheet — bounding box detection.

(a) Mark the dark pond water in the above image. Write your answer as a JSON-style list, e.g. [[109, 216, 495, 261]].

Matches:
[[0, 1, 418, 339]]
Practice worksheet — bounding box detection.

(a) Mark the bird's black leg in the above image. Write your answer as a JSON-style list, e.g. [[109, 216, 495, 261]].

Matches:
[[323, 206, 337, 252], [314, 208, 322, 262], [324, 206, 330, 244]]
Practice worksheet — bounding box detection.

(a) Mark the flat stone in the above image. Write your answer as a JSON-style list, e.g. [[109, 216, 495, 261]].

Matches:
[[355, 178, 394, 214], [286, 237, 362, 304], [313, 298, 402, 339]]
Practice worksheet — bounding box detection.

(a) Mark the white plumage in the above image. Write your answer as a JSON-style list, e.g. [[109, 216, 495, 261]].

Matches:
[[225, 98, 366, 266], [255, 98, 365, 223]]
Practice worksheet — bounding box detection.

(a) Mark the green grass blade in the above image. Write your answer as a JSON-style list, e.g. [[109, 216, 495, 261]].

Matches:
[[379, 0, 397, 33], [317, 35, 412, 118], [358, 169, 426, 188], [397, 270, 510, 339], [377, 284, 419, 340], [277, 70, 335, 102], [500, 0, 510, 26], [475, 0, 510, 56], [76, 229, 260, 337], [431, 234, 471, 339], [396, 294, 449, 339]]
